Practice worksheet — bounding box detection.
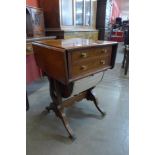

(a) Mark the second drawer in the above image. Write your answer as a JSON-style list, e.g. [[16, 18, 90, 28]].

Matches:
[[71, 56, 111, 78]]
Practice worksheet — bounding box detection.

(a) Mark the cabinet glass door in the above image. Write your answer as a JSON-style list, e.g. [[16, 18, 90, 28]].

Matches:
[[61, 0, 73, 26], [85, 0, 91, 26], [75, 0, 84, 26]]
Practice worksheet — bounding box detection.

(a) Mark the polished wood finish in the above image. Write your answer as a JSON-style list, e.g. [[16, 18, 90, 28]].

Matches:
[[71, 46, 112, 61], [32, 45, 68, 84], [46, 78, 105, 140], [45, 29, 64, 39], [87, 88, 106, 116], [34, 38, 116, 50], [96, 0, 107, 40], [70, 54, 111, 78], [39, 0, 60, 28], [32, 38, 118, 139], [33, 38, 118, 84], [26, 36, 56, 55], [46, 78, 76, 140]]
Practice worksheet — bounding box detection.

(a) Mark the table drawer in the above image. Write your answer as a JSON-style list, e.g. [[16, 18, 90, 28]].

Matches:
[[71, 55, 111, 78], [71, 46, 112, 62]]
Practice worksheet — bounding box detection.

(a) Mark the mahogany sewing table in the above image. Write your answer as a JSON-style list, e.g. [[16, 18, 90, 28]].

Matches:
[[32, 38, 118, 140]]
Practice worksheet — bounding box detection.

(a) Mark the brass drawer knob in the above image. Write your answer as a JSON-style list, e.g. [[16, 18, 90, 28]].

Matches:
[[101, 49, 107, 53], [80, 65, 87, 70], [100, 60, 105, 65], [81, 52, 87, 58]]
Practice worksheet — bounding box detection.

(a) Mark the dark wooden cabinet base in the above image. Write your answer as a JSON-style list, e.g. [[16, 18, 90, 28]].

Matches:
[[46, 77, 105, 140]]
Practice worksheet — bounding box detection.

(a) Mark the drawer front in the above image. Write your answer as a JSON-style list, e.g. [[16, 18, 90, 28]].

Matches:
[[71, 55, 111, 78], [69, 46, 112, 78], [71, 46, 112, 62]]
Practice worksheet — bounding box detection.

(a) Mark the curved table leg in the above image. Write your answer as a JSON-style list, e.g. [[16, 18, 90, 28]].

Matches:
[[87, 89, 106, 117], [57, 107, 76, 140], [47, 78, 76, 140]]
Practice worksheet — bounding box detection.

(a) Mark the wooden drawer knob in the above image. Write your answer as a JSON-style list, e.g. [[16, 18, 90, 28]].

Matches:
[[81, 53, 87, 58], [100, 60, 105, 65], [101, 49, 107, 53], [80, 65, 87, 70]]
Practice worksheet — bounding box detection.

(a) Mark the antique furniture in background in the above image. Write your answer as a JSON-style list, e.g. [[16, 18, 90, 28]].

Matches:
[[26, 6, 45, 38], [122, 21, 129, 75], [96, 0, 107, 40], [39, 0, 98, 40], [26, 6, 46, 84], [26, 6, 57, 84], [26, 36, 56, 84], [32, 38, 118, 139]]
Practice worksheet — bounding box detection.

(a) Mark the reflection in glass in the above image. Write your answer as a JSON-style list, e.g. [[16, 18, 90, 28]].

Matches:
[[85, 0, 91, 26], [76, 0, 84, 25], [61, 0, 73, 26]]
